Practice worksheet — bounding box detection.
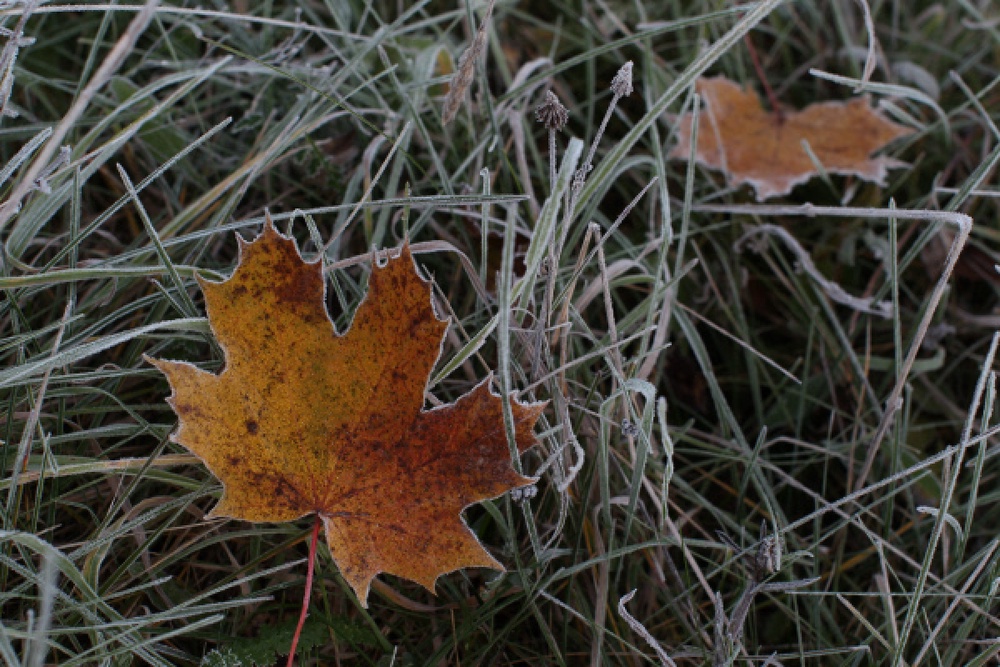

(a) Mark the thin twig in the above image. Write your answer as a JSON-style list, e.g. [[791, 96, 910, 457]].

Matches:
[[617, 589, 678, 666], [743, 35, 783, 122], [734, 224, 892, 318]]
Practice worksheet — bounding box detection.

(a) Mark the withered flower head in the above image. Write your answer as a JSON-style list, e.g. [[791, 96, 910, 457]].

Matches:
[[535, 90, 569, 131], [611, 61, 634, 98]]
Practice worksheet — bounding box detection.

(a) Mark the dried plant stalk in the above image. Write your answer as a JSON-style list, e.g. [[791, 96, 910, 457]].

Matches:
[[442, 0, 496, 125]]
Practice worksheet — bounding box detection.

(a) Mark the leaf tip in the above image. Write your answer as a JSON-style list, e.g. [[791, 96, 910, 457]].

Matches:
[[143, 353, 177, 377], [262, 208, 278, 235]]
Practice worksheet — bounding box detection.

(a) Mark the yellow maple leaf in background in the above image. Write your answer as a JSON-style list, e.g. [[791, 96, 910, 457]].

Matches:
[[672, 75, 914, 200]]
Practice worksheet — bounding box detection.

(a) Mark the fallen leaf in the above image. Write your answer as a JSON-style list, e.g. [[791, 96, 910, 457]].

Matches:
[[146, 219, 542, 606], [671, 76, 914, 200]]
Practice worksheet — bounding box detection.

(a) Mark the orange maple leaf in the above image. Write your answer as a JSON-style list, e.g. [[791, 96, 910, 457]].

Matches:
[[146, 219, 542, 606], [671, 76, 914, 200]]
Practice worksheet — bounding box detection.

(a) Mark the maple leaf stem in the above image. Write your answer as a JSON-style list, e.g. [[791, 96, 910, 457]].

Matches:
[[286, 514, 322, 667], [743, 35, 784, 124]]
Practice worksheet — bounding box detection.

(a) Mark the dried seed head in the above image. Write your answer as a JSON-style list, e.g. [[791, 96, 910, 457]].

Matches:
[[535, 90, 569, 131], [611, 61, 634, 98], [442, 34, 485, 124], [442, 0, 496, 125], [756, 522, 782, 574]]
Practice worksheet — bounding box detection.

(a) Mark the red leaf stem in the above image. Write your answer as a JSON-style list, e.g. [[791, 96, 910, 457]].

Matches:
[[286, 514, 322, 667]]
